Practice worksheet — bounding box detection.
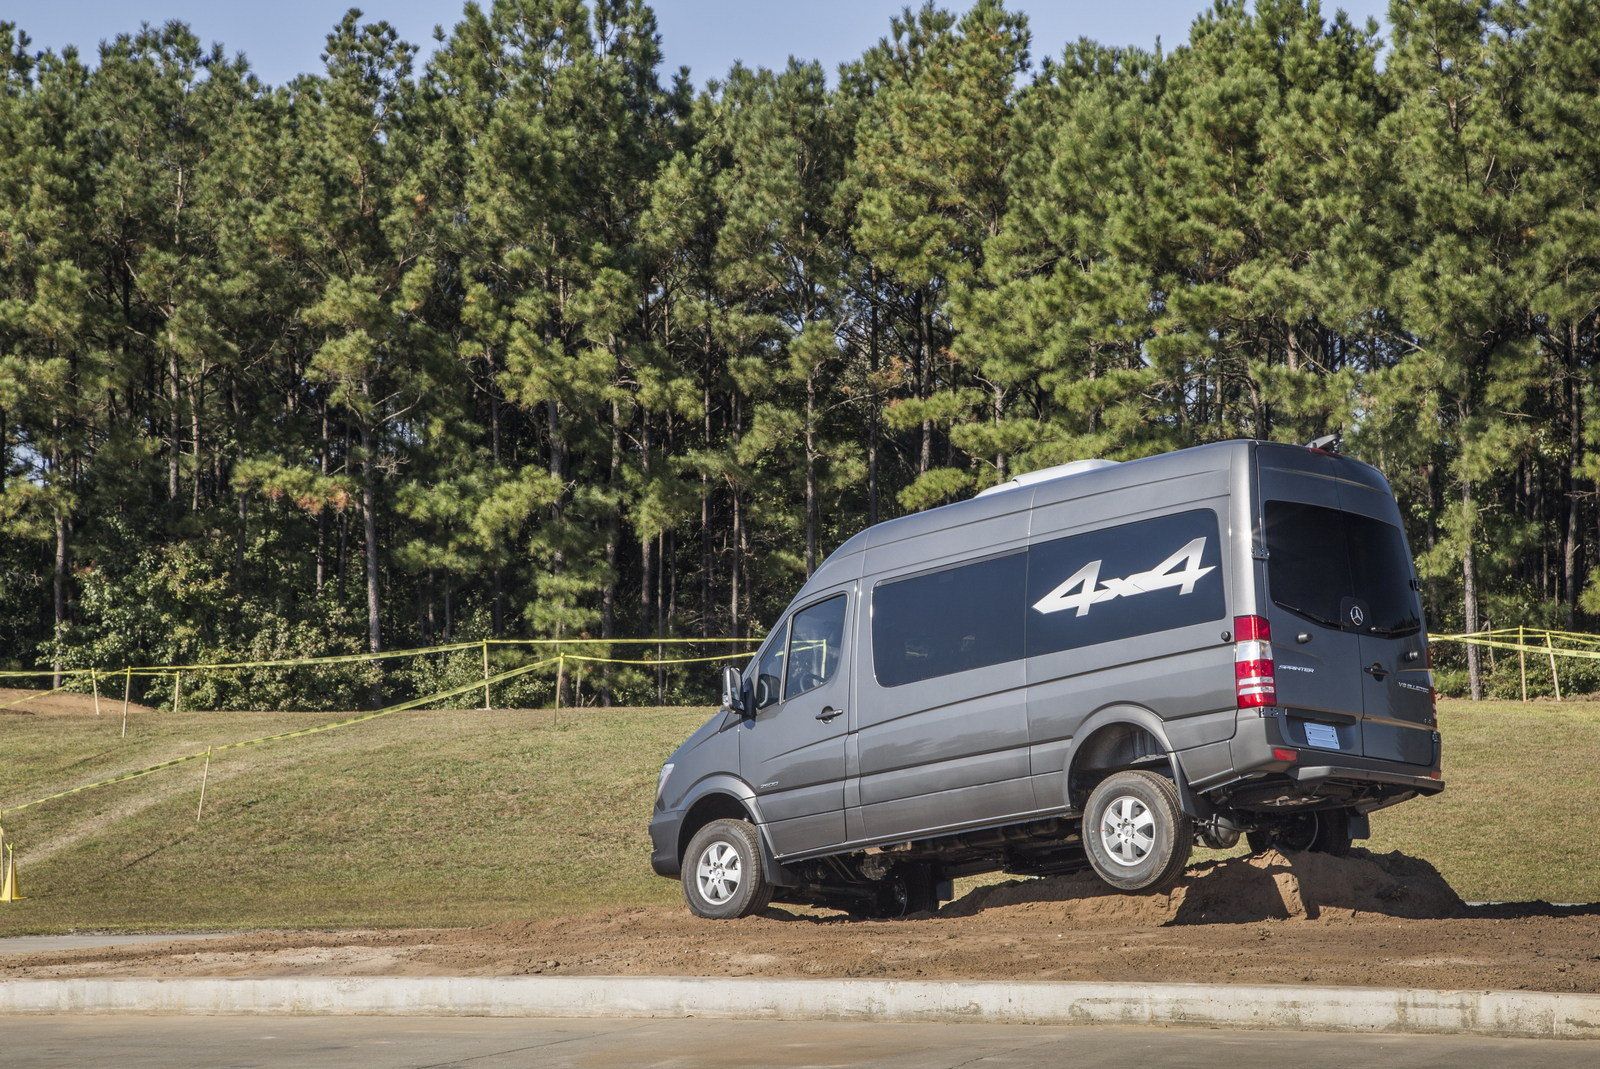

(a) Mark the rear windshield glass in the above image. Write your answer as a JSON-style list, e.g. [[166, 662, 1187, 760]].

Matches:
[[1263, 500, 1421, 637]]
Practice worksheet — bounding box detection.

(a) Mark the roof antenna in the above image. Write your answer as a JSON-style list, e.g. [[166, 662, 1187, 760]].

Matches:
[[1305, 433, 1341, 453]]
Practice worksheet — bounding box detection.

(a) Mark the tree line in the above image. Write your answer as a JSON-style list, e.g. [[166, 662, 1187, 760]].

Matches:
[[1, 0, 1597, 705]]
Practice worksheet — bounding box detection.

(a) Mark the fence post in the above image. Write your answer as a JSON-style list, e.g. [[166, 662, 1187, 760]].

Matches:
[[556, 654, 565, 711], [121, 668, 132, 739], [173, 671, 182, 713], [1518, 625, 1528, 703], [1546, 631, 1562, 702], [91, 668, 101, 717], [481, 640, 491, 711]]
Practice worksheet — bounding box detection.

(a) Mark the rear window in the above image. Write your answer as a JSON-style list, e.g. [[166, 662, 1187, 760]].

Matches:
[[1263, 501, 1421, 636]]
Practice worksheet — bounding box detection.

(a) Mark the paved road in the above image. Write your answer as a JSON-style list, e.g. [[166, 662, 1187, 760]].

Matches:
[[0, 933, 234, 957], [3, 1015, 1594, 1068]]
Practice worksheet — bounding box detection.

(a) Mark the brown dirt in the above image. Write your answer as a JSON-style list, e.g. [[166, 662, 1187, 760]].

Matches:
[[6, 849, 1598, 992], [0, 686, 157, 718]]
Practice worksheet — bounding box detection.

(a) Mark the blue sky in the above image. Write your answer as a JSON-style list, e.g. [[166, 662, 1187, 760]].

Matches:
[[11, 1, 1393, 85]]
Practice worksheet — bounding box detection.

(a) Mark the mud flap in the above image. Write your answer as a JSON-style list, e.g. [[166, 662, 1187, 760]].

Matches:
[[1349, 811, 1371, 841], [758, 827, 802, 888], [1169, 752, 1214, 822]]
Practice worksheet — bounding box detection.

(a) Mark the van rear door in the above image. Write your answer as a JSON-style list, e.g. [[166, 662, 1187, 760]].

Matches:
[[1258, 451, 1432, 765], [1257, 461, 1366, 756], [1339, 493, 1434, 764]]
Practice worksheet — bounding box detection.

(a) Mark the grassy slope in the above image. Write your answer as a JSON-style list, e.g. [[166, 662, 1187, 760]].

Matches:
[[1, 697, 1596, 934]]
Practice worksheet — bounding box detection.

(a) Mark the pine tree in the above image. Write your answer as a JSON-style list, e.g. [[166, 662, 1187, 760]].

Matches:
[[273, 12, 448, 656], [1379, 0, 1541, 698], [846, 0, 1029, 508], [1523, 0, 1600, 620]]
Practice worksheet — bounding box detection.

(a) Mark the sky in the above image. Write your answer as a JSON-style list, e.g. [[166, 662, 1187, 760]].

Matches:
[[10, 1, 1394, 86]]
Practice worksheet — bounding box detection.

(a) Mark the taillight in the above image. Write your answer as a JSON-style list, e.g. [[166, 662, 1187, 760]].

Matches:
[[1234, 614, 1276, 709]]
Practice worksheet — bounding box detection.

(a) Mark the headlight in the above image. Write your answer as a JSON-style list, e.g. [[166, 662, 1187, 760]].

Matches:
[[656, 763, 675, 803]]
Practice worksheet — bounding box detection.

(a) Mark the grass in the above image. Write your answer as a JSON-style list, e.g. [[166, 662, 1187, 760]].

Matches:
[[1, 695, 1597, 935]]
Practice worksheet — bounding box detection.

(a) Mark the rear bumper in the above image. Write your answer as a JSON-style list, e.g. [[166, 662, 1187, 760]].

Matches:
[[1289, 763, 1444, 795], [1200, 710, 1442, 812]]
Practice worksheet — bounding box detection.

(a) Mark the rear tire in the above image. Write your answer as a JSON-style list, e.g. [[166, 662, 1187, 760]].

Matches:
[[682, 818, 773, 919], [1246, 809, 1353, 857], [849, 864, 940, 920], [1083, 769, 1193, 892]]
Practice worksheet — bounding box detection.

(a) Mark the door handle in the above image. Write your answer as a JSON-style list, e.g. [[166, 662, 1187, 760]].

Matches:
[[816, 706, 843, 722], [1364, 662, 1388, 680]]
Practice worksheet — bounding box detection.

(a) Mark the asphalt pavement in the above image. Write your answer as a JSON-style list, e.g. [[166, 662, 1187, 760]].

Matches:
[[0, 933, 233, 957], [3, 1015, 1595, 1068]]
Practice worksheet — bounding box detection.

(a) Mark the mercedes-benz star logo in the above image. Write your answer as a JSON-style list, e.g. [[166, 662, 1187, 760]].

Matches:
[[1348, 605, 1365, 627]]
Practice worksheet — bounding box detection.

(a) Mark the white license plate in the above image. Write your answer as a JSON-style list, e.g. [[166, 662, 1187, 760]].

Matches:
[[1304, 722, 1340, 750]]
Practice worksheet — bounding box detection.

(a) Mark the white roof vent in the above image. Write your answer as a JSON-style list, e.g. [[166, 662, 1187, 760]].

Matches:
[[975, 458, 1119, 498]]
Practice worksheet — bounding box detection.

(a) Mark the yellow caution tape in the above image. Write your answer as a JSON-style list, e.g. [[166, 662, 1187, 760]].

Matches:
[[0, 657, 560, 819], [489, 637, 760, 647], [0, 668, 99, 680], [0, 684, 70, 711], [1430, 633, 1600, 661], [0, 635, 760, 682], [558, 651, 756, 667]]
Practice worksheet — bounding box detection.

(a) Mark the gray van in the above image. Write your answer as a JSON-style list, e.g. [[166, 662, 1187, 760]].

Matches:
[[650, 440, 1443, 919]]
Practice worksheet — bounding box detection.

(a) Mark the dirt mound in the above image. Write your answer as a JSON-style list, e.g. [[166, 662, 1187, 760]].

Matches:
[[0, 686, 157, 718], [941, 849, 1465, 924]]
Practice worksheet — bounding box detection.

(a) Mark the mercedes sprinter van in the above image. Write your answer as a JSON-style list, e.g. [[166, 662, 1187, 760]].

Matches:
[[650, 440, 1443, 918]]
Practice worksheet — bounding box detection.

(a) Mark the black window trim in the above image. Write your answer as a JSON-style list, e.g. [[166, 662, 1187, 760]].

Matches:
[[747, 617, 790, 714], [868, 511, 1228, 688], [778, 590, 850, 704], [869, 545, 1029, 689], [1263, 498, 1422, 638], [871, 545, 1028, 595]]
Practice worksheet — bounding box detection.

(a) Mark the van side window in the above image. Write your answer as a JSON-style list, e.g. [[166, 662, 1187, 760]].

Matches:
[[872, 552, 1027, 687], [871, 509, 1225, 687], [784, 594, 847, 700], [753, 627, 786, 711]]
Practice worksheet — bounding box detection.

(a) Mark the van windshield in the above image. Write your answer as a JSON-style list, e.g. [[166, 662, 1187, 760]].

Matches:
[[1263, 500, 1421, 637]]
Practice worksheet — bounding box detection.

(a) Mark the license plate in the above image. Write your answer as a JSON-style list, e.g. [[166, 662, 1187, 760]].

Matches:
[[1304, 722, 1340, 750]]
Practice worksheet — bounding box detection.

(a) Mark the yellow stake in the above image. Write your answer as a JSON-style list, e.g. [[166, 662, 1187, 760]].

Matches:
[[196, 747, 212, 822], [1546, 631, 1562, 702], [0, 843, 21, 903], [92, 668, 102, 716], [121, 667, 132, 739], [482, 640, 491, 711], [1518, 624, 1528, 703]]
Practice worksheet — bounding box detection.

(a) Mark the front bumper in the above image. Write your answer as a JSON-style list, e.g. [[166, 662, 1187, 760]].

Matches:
[[649, 808, 684, 877]]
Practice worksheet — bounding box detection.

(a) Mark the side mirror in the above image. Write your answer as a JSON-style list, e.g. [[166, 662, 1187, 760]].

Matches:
[[720, 665, 747, 715]]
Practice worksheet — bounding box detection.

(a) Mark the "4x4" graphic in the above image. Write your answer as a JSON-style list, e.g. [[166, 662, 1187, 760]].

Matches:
[[1032, 538, 1215, 617]]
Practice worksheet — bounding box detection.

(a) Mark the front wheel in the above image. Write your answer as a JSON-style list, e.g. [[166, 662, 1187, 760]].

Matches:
[[1083, 769, 1193, 891], [682, 818, 773, 919], [1246, 809, 1353, 856]]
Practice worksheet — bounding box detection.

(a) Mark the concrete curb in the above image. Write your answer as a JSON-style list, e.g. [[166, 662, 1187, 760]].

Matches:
[[4, 976, 1600, 1039]]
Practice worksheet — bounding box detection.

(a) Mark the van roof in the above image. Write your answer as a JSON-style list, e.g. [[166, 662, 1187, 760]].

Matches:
[[795, 441, 1245, 597], [793, 440, 1388, 603]]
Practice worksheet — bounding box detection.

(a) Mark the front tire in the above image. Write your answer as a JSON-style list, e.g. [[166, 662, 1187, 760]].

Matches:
[[682, 818, 773, 919], [1083, 769, 1193, 891]]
